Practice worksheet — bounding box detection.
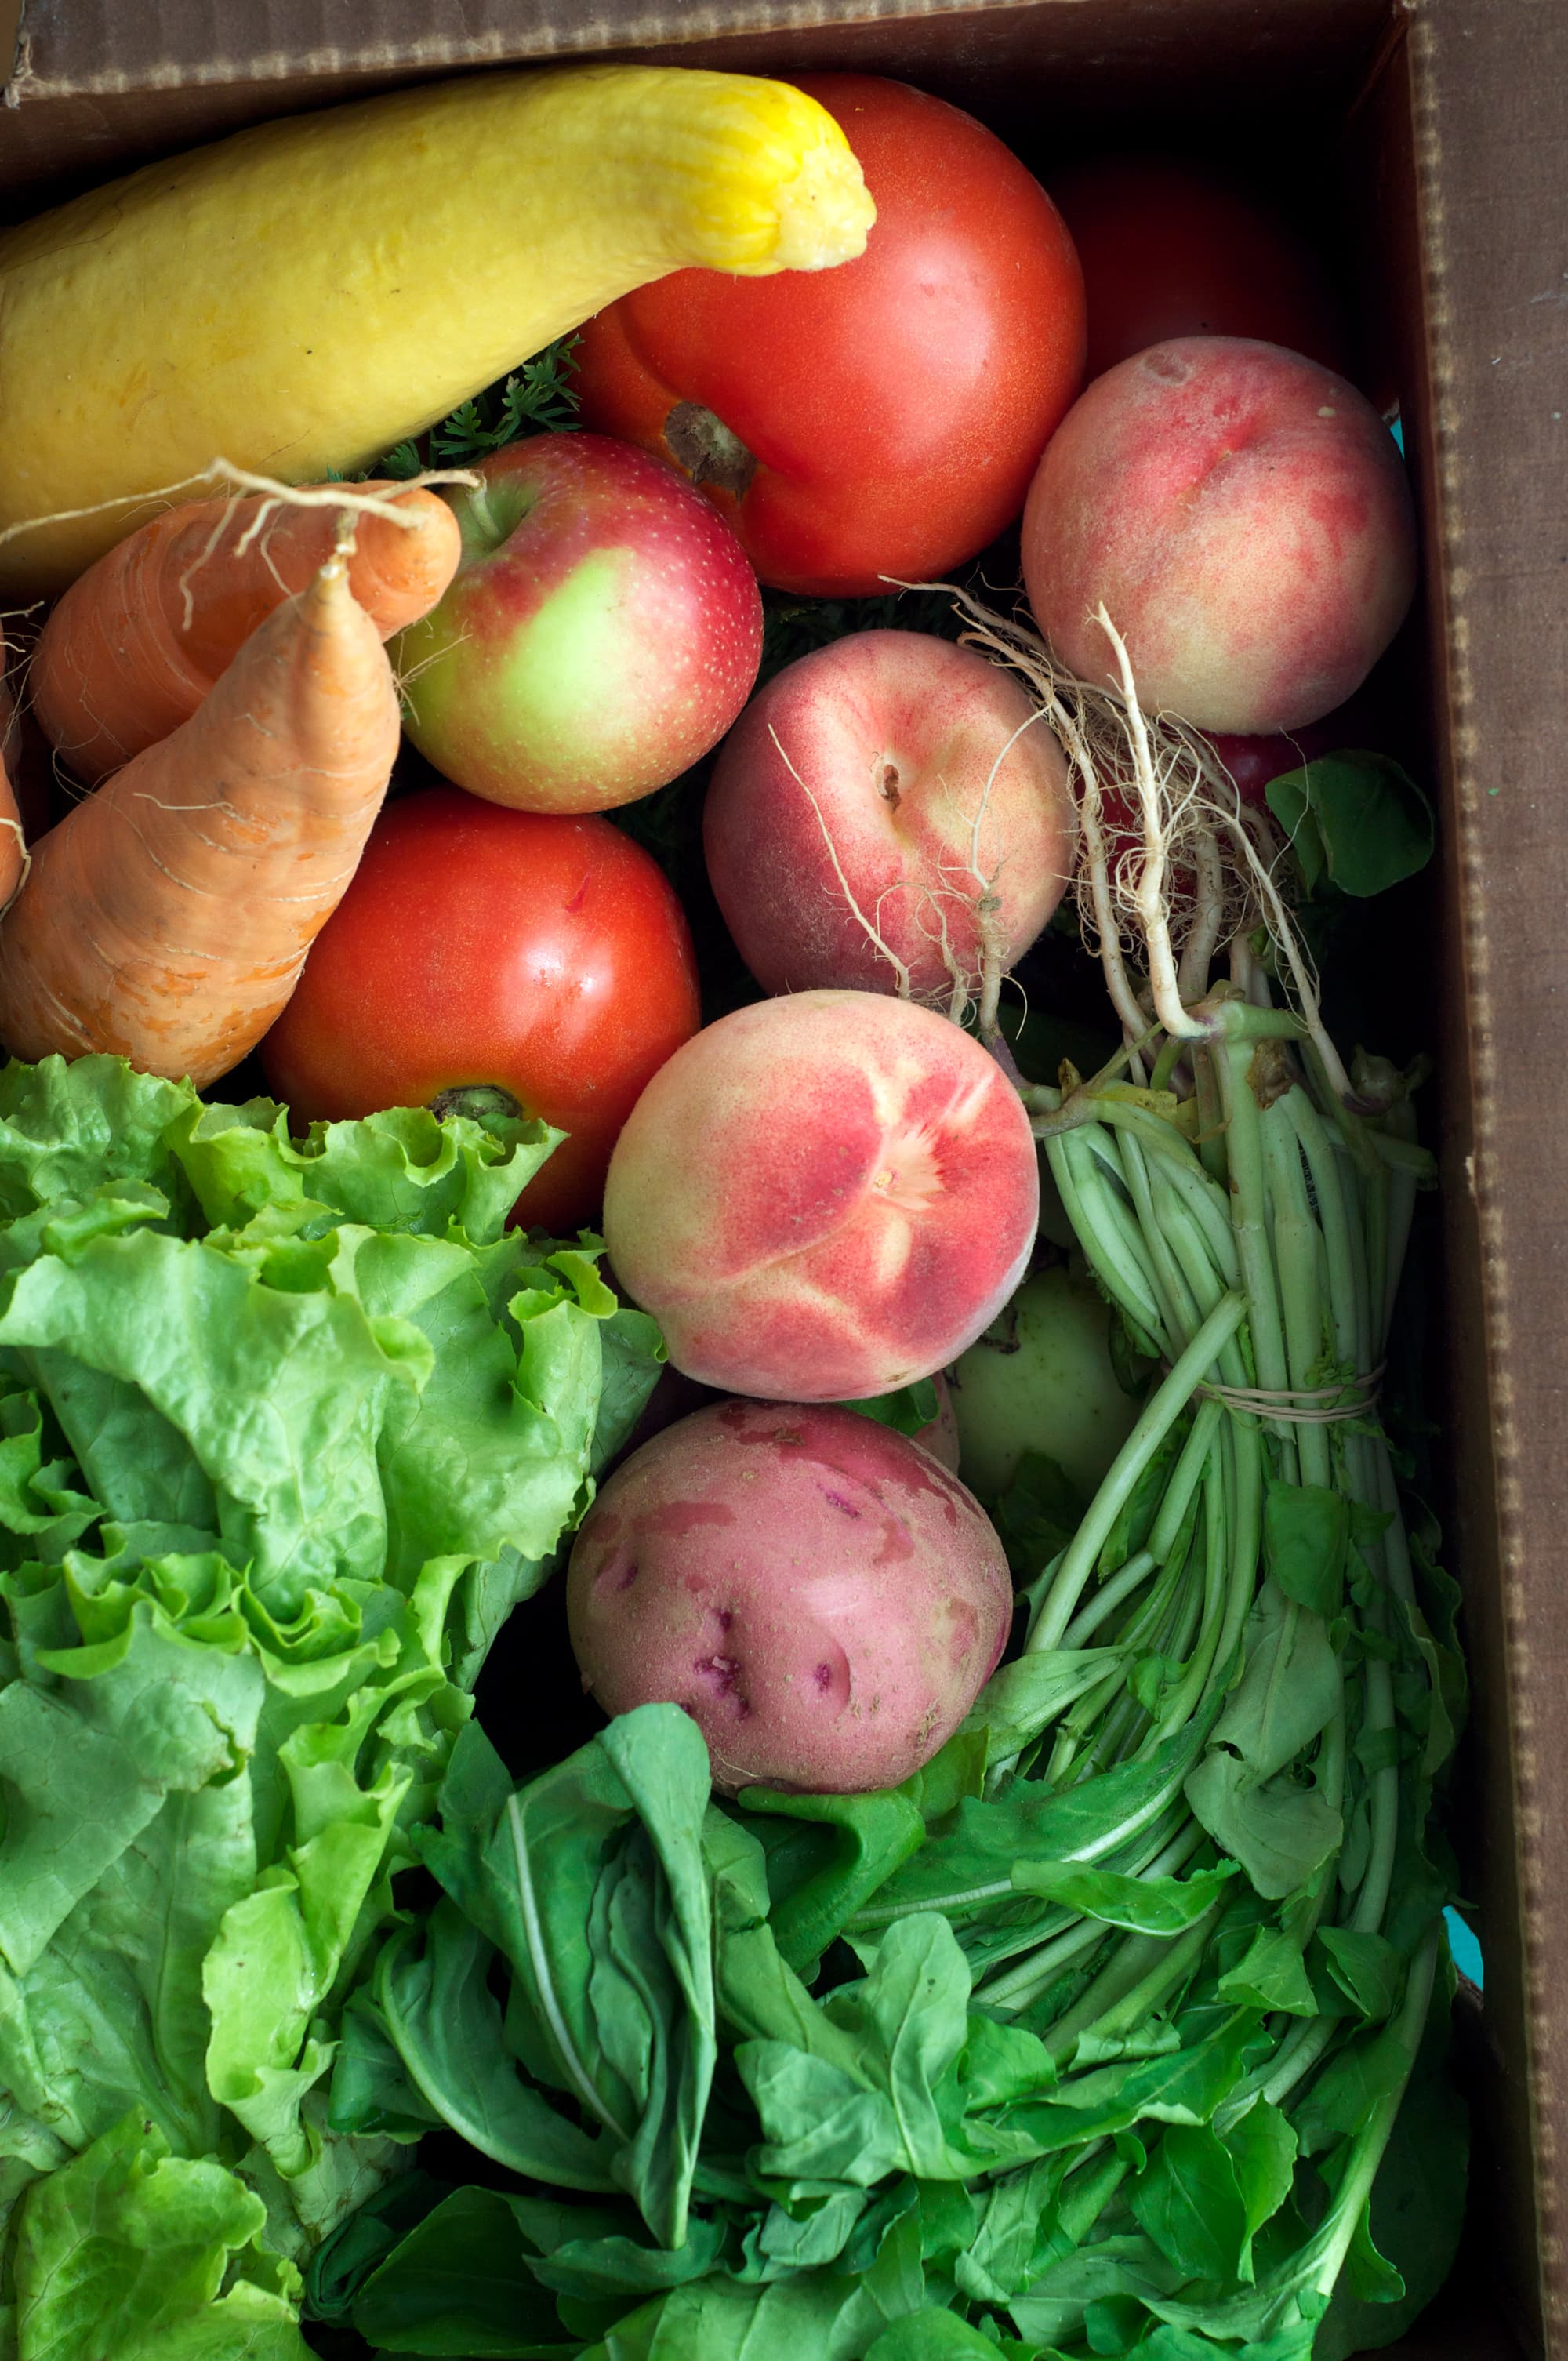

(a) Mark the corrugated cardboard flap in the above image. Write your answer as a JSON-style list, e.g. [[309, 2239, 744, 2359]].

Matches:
[[0, 0, 1385, 202], [4, 0, 1385, 96]]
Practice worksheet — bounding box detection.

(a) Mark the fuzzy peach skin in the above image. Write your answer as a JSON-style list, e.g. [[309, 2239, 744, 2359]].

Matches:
[[703, 631, 1076, 1001], [602, 989, 1039, 1400], [1021, 336, 1417, 735], [566, 1398, 1013, 1793]]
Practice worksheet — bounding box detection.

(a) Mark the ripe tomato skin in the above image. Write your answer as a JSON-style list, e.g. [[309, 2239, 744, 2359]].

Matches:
[[1049, 157, 1350, 383], [260, 788, 702, 1233], [573, 74, 1087, 597]]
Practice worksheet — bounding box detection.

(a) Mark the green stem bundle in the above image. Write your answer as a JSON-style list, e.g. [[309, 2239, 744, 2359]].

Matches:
[[926, 972, 1462, 2352]]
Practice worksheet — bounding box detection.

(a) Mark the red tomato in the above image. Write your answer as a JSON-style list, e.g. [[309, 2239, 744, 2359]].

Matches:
[[260, 789, 702, 1233], [1049, 156, 1350, 383], [572, 74, 1086, 597]]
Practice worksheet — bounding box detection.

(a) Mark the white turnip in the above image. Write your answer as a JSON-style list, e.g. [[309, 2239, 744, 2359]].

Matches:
[[949, 1264, 1147, 1498]]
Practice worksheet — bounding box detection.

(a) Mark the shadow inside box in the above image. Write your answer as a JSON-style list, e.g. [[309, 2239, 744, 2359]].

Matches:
[[471, 1551, 604, 1783], [1381, 2290, 1519, 2359]]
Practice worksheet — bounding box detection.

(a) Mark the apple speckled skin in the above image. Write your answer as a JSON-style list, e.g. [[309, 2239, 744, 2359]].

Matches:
[[396, 434, 763, 813]]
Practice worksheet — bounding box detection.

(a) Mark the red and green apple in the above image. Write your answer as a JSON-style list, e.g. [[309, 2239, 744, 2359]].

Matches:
[[395, 433, 764, 815]]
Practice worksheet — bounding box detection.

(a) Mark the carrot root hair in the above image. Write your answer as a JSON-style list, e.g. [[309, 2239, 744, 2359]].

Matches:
[[0, 457, 479, 565], [26, 460, 471, 788]]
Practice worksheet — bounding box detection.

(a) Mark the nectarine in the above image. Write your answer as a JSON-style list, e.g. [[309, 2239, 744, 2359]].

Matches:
[[704, 631, 1076, 1002]]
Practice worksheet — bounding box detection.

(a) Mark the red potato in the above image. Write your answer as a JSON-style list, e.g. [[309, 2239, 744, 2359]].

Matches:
[[566, 1397, 1013, 1793], [703, 631, 1076, 1002], [1022, 336, 1417, 735], [602, 989, 1039, 1402]]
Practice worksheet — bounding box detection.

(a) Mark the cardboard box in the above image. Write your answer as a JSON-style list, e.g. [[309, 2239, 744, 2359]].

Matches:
[[1, 2, 1561, 2355]]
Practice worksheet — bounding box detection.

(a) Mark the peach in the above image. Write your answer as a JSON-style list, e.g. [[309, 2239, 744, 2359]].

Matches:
[[601, 989, 1039, 1402], [565, 1398, 1014, 1793], [1021, 336, 1417, 735], [703, 631, 1076, 1001]]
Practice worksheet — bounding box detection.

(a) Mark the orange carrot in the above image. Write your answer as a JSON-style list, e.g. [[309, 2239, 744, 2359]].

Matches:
[[0, 556, 399, 1088], [29, 481, 459, 784]]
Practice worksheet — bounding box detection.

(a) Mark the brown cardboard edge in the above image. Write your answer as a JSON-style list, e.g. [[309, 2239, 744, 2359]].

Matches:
[[5, 0, 1033, 100], [1411, 0, 1568, 2350], [1338, 26, 1537, 2344], [0, 0, 1388, 203]]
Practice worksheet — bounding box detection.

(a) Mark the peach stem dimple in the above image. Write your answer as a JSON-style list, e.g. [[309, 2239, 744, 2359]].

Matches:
[[871, 1121, 945, 1215]]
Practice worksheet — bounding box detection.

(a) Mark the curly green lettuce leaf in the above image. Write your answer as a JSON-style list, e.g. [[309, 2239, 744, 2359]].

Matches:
[[13, 2112, 310, 2361], [0, 1551, 464, 2244], [0, 1055, 655, 2353]]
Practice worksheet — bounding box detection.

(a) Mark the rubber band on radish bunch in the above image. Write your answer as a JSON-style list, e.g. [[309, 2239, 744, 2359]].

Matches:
[[851, 589, 1465, 2349]]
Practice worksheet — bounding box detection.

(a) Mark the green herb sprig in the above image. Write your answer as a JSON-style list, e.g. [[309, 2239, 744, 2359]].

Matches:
[[375, 334, 583, 478]]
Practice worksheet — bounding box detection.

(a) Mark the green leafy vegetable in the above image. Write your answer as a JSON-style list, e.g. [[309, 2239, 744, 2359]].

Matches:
[[371, 1901, 620, 2190], [350, 2187, 576, 2355], [415, 1708, 717, 2250], [373, 337, 582, 480], [1011, 1855, 1241, 1937], [1185, 1589, 1345, 1900], [1264, 1480, 1352, 1620], [15, 2112, 310, 2361], [307, 771, 1464, 2357], [837, 1377, 942, 1440], [0, 1055, 659, 2355], [1264, 753, 1434, 899]]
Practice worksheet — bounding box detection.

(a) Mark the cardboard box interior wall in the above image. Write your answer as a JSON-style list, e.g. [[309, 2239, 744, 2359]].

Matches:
[[2, 2, 1563, 2355]]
